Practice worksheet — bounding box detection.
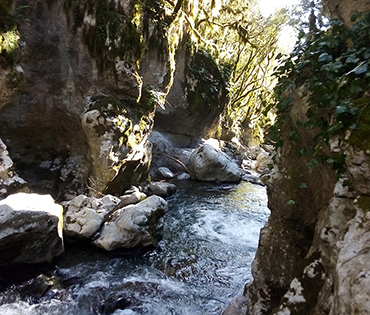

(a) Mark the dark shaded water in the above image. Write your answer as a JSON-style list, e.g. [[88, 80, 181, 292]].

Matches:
[[0, 181, 269, 315]]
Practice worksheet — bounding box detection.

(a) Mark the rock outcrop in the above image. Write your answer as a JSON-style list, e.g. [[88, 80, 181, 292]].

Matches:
[[154, 44, 228, 145], [0, 193, 64, 266], [0, 0, 189, 200], [0, 0, 230, 201]]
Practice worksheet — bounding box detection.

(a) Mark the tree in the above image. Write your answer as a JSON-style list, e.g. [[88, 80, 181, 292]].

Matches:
[[192, 0, 289, 143], [179, 0, 287, 143], [163, 0, 290, 144]]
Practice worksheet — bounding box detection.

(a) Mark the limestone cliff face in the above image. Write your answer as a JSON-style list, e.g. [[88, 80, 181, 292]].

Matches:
[[0, 0, 161, 199], [154, 38, 228, 145], [0, 0, 225, 200], [238, 2, 370, 314]]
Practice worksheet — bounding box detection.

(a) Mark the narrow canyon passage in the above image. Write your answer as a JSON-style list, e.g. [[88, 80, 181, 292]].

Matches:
[[0, 181, 269, 315]]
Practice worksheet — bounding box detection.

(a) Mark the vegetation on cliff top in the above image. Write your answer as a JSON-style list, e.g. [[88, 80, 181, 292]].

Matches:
[[270, 10, 370, 177]]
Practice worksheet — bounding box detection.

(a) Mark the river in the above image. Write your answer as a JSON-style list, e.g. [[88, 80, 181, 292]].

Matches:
[[0, 181, 269, 315]]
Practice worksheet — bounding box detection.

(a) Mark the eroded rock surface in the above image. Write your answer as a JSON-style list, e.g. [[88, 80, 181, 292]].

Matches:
[[63, 194, 120, 240], [0, 138, 29, 199], [0, 0, 176, 200]]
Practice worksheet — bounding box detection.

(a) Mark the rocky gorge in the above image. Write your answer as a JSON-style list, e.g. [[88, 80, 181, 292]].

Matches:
[[1, 0, 370, 314]]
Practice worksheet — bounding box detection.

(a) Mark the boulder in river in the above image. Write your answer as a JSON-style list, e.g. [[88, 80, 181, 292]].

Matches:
[[0, 193, 64, 266], [144, 182, 177, 197], [157, 167, 175, 179], [188, 144, 242, 182], [63, 194, 120, 240], [92, 195, 168, 250]]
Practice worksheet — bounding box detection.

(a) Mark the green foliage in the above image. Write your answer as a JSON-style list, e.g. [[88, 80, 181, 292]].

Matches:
[[289, 0, 327, 34], [65, 0, 170, 72], [271, 11, 370, 176], [0, 8, 19, 65], [187, 49, 226, 112], [0, 0, 14, 16], [356, 196, 370, 213], [188, 0, 288, 143]]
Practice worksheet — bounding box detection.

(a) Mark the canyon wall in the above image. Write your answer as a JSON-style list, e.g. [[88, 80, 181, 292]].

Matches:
[[230, 1, 370, 314], [0, 0, 227, 200]]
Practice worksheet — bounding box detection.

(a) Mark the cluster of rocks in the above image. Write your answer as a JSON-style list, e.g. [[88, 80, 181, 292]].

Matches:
[[0, 137, 169, 267], [149, 131, 269, 184], [0, 188, 169, 267], [0, 120, 280, 276], [0, 132, 272, 269]]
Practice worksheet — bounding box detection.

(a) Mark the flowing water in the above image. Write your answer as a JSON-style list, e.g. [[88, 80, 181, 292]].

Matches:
[[0, 181, 270, 315]]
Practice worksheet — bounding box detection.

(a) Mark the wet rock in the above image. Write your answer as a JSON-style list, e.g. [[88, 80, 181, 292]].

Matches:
[[92, 195, 168, 250], [144, 182, 177, 197], [222, 295, 250, 315], [0, 193, 64, 266], [241, 173, 265, 186], [0, 274, 58, 305], [149, 131, 193, 178], [157, 167, 175, 179], [189, 144, 242, 182], [177, 172, 191, 180], [63, 194, 120, 240], [76, 280, 164, 314]]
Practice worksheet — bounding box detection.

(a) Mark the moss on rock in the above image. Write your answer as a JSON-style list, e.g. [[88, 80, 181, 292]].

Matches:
[[349, 98, 370, 152], [356, 196, 370, 213]]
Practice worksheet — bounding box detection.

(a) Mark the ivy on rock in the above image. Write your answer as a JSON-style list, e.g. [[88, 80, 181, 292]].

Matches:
[[270, 11, 370, 177]]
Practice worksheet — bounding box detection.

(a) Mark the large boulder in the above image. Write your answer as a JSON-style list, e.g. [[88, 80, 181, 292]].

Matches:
[[92, 195, 168, 250], [0, 193, 64, 266], [188, 144, 242, 182], [63, 194, 120, 240]]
